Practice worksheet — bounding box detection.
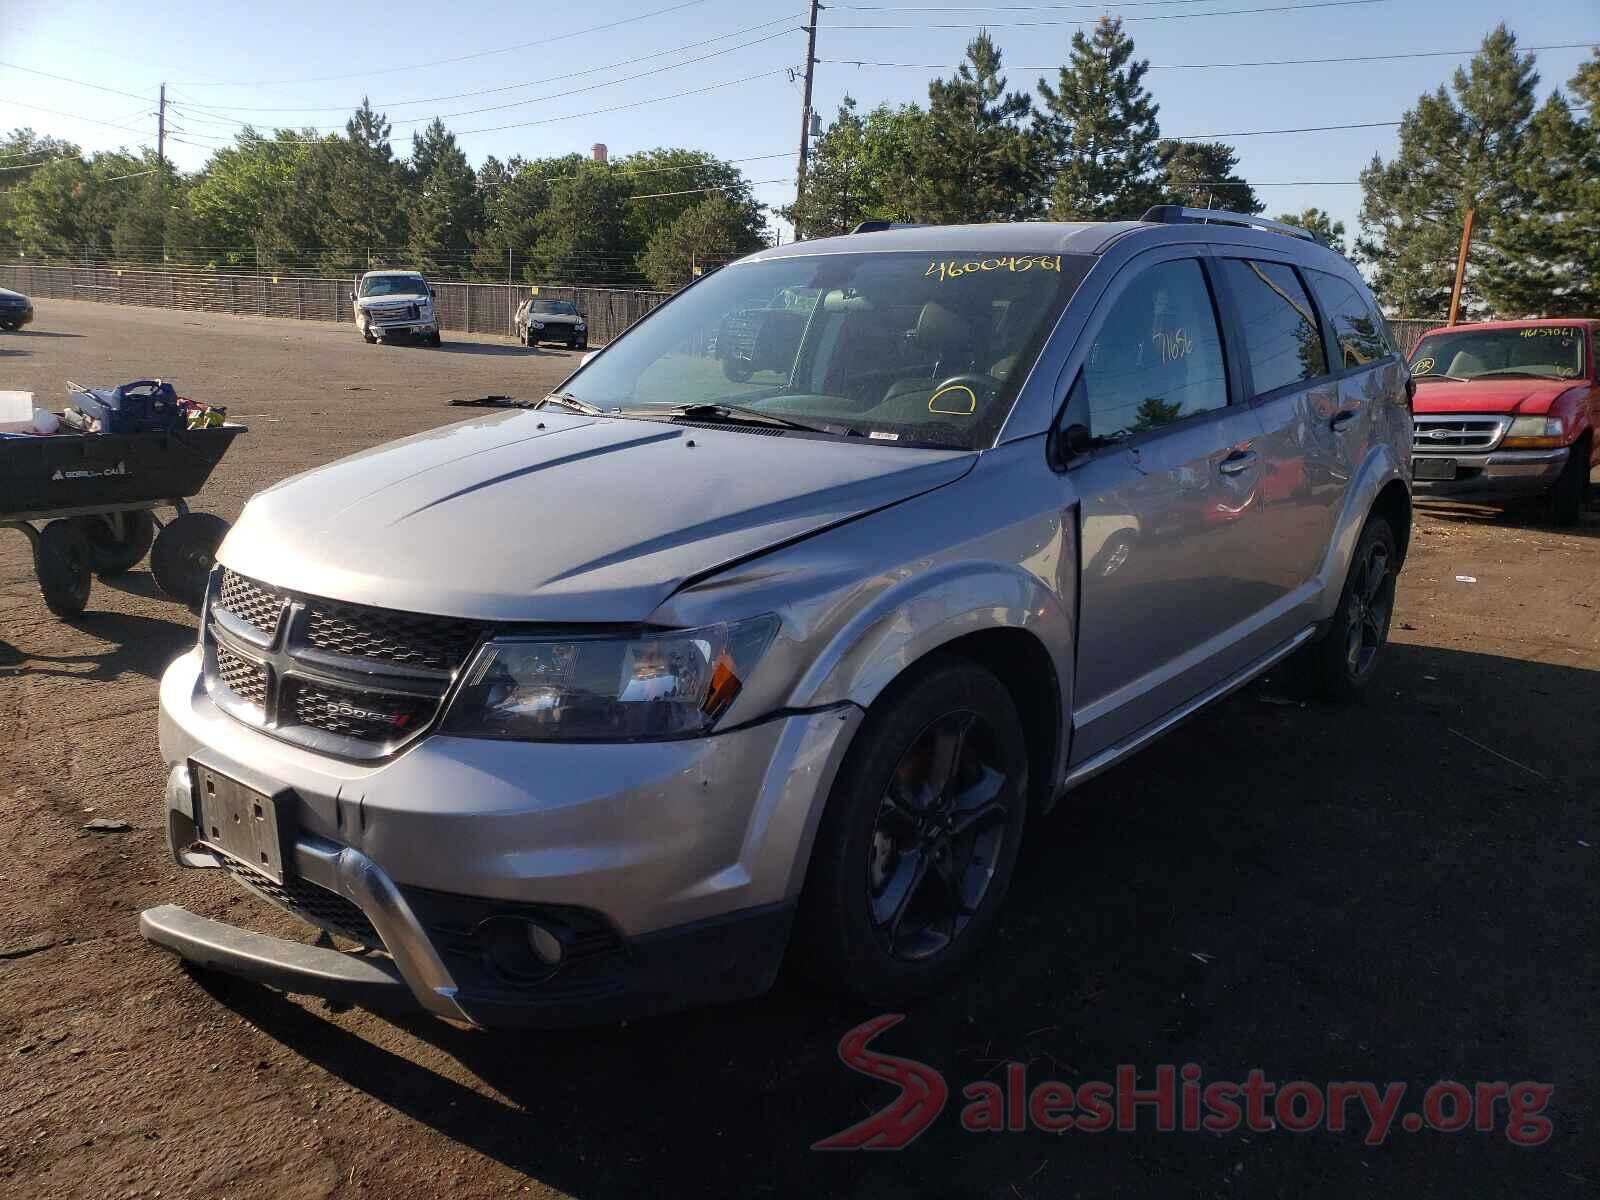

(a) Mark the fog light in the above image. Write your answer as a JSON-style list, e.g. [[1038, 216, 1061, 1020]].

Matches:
[[526, 922, 563, 967]]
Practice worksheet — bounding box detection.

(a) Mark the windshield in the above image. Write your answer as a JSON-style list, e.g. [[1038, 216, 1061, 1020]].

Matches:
[[564, 250, 1093, 449], [1410, 326, 1585, 382], [531, 300, 578, 315], [360, 275, 428, 297]]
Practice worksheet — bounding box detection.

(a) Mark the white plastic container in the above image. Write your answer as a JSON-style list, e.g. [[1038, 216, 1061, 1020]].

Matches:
[[0, 390, 37, 434]]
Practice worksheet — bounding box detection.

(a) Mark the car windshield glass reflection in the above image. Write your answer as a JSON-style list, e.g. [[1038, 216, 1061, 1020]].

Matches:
[[1410, 327, 1584, 382], [361, 276, 428, 297], [563, 251, 1092, 449]]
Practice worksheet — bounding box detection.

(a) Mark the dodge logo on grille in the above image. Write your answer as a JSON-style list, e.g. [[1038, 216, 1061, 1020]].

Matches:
[[328, 700, 413, 729]]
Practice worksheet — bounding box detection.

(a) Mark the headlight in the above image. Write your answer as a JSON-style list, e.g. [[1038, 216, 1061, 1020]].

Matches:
[[443, 617, 778, 741], [531, 321, 545, 330], [1502, 415, 1566, 448], [574, 321, 586, 330]]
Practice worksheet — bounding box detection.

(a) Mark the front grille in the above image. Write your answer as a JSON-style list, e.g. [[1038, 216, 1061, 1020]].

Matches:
[[215, 642, 268, 708], [218, 569, 283, 637], [1413, 415, 1510, 452], [370, 304, 418, 323], [288, 679, 434, 742], [220, 856, 382, 947], [305, 598, 482, 671], [207, 571, 483, 757]]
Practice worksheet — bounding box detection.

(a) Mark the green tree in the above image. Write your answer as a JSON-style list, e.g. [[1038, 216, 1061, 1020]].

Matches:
[[640, 194, 766, 289], [315, 98, 407, 271], [1484, 51, 1600, 316], [405, 119, 482, 276], [1357, 26, 1541, 318], [470, 153, 581, 278], [783, 97, 926, 236], [1274, 207, 1348, 254], [1037, 16, 1163, 220], [901, 32, 1039, 224], [534, 163, 637, 285], [1155, 140, 1260, 214], [175, 128, 312, 267], [619, 148, 761, 250]]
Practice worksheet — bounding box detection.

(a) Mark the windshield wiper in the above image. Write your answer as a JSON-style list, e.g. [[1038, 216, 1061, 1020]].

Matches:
[[1412, 372, 1469, 382], [537, 391, 603, 415], [668, 402, 838, 434]]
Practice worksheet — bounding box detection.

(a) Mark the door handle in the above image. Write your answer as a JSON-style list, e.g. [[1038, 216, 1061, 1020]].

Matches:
[[1218, 450, 1258, 476], [1330, 408, 1361, 432]]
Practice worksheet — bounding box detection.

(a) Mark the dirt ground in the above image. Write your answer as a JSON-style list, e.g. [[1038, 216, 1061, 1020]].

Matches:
[[1, 300, 1595, 1199]]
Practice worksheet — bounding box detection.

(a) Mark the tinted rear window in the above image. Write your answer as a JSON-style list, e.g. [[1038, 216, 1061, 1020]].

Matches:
[[1220, 259, 1327, 394], [1308, 271, 1391, 368]]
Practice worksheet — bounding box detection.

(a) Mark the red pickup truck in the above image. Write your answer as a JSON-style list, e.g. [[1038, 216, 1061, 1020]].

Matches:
[[1407, 318, 1598, 524]]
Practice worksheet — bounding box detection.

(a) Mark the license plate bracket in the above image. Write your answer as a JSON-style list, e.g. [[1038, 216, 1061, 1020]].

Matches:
[[1413, 457, 1458, 481], [192, 763, 293, 883]]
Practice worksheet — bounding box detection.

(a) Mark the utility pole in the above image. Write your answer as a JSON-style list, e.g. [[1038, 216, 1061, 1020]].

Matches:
[[1446, 206, 1475, 326], [793, 0, 822, 240], [157, 83, 166, 167]]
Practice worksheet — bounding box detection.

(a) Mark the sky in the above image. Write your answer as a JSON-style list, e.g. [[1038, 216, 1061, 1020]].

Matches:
[[2, 0, 1595, 246]]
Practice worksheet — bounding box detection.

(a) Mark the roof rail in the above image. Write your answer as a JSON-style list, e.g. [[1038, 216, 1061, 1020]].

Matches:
[[1140, 205, 1322, 245], [850, 220, 928, 234]]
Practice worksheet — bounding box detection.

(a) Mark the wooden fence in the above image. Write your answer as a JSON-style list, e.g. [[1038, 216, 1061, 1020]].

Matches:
[[0, 264, 669, 345]]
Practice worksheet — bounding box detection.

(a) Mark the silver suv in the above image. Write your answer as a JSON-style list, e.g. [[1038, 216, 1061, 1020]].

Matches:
[[141, 210, 1413, 1027]]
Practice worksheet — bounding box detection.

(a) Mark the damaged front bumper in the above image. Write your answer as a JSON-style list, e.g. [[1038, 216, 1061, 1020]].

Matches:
[[139, 648, 861, 1027]]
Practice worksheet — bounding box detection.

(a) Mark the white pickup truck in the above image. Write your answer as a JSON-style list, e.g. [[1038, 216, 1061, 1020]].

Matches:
[[350, 270, 442, 346]]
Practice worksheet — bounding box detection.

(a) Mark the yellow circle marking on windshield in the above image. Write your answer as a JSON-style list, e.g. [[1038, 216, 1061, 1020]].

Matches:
[[930, 384, 977, 415], [1412, 357, 1434, 374]]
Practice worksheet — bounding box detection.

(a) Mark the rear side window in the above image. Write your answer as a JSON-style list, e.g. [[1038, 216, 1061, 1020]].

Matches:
[[1308, 271, 1392, 368], [1079, 258, 1228, 440], [1220, 259, 1328, 394]]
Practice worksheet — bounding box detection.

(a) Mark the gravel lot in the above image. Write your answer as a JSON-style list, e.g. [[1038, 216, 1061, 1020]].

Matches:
[[1, 300, 1596, 1198]]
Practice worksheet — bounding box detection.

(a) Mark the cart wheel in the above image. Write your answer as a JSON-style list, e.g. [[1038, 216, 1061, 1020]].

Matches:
[[151, 512, 229, 606], [77, 510, 156, 577], [35, 520, 93, 618]]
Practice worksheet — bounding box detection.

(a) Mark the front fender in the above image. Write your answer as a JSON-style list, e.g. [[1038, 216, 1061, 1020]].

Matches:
[[1313, 441, 1409, 623], [790, 558, 1073, 715]]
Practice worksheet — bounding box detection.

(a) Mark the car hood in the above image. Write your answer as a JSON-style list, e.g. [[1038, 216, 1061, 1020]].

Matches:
[[1411, 378, 1577, 415], [0, 287, 28, 302], [221, 411, 976, 622], [527, 312, 581, 324], [356, 293, 428, 308]]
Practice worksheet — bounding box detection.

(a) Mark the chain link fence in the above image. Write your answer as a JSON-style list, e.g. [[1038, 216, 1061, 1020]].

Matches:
[[0, 264, 670, 345]]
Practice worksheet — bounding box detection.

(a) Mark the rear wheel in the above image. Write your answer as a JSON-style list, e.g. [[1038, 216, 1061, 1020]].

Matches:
[[151, 512, 229, 607], [77, 510, 155, 576], [1548, 437, 1590, 527], [797, 656, 1029, 1004], [1297, 513, 1397, 701], [35, 520, 92, 617]]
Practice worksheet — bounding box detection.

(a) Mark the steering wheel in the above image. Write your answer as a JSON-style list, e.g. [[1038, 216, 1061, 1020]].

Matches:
[[924, 373, 1001, 417]]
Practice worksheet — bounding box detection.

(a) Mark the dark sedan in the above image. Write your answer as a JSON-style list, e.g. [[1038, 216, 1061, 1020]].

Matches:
[[0, 287, 34, 330]]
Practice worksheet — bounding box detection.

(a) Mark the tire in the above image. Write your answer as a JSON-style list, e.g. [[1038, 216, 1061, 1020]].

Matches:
[[35, 520, 92, 618], [429, 332, 442, 347], [362, 328, 377, 344], [76, 510, 155, 577], [1548, 438, 1590, 527], [796, 656, 1030, 1005], [150, 512, 230, 607], [1, 321, 19, 332], [1297, 513, 1398, 701]]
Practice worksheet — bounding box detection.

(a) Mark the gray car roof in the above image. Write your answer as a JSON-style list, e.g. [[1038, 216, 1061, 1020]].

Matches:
[[360, 269, 427, 277], [751, 222, 1150, 260]]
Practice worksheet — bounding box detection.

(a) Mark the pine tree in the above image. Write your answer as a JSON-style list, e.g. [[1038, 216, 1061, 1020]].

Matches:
[[405, 119, 482, 276], [1357, 26, 1540, 318], [1037, 17, 1162, 220], [1155, 141, 1260, 214], [902, 32, 1040, 224], [1274, 207, 1347, 254], [316, 98, 407, 270]]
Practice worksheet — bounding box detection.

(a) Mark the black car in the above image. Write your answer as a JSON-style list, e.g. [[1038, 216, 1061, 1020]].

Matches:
[[514, 297, 588, 349], [0, 287, 34, 331]]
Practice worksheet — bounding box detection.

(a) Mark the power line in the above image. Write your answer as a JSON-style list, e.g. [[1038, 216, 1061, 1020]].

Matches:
[[0, 61, 153, 102], [825, 0, 1387, 28], [0, 98, 153, 135], [1172, 119, 1400, 139], [165, 27, 801, 134], [169, 0, 712, 87], [161, 15, 805, 114], [818, 41, 1600, 72], [627, 177, 792, 200]]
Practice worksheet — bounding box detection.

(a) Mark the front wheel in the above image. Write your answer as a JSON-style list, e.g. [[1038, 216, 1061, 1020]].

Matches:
[[77, 510, 156, 576], [796, 656, 1029, 1004], [1548, 438, 1590, 527], [1297, 513, 1397, 701], [429, 331, 442, 347]]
